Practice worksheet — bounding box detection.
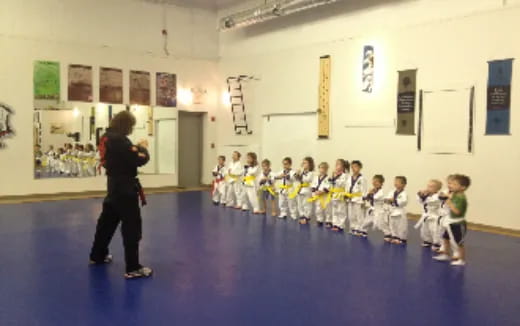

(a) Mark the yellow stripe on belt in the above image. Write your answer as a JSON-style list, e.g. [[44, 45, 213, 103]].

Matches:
[[289, 182, 311, 199]]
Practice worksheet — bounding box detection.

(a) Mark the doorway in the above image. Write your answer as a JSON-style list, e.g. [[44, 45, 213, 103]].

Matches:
[[178, 111, 203, 188], [155, 119, 176, 175]]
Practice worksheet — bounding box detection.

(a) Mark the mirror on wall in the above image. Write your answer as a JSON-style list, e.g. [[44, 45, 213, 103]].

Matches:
[[33, 103, 177, 179]]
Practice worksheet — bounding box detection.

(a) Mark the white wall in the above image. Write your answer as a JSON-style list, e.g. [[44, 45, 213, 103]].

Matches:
[[217, 0, 520, 229], [0, 0, 219, 196]]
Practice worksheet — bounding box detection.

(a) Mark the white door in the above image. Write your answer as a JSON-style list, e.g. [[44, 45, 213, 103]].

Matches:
[[156, 119, 176, 174]]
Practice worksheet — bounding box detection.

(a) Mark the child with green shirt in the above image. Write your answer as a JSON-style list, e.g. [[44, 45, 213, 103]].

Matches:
[[434, 174, 471, 266]]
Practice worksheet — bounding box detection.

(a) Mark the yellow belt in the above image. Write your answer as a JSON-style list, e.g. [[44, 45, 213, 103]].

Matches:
[[260, 185, 277, 197], [279, 184, 293, 192], [325, 187, 347, 205], [226, 174, 240, 181], [344, 192, 363, 199], [289, 182, 311, 199], [243, 175, 256, 185], [307, 193, 329, 209]]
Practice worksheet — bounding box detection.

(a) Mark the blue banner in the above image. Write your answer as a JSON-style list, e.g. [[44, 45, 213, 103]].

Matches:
[[486, 59, 513, 135]]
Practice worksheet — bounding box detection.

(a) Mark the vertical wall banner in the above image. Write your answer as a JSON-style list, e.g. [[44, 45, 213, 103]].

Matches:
[[362, 46, 374, 93], [34, 61, 60, 100], [396, 69, 417, 135], [147, 106, 154, 136], [130, 70, 151, 105], [68, 64, 93, 102], [89, 106, 95, 141], [0, 103, 15, 149], [100, 67, 123, 104], [156, 72, 177, 107], [486, 59, 513, 135], [318, 55, 331, 138]]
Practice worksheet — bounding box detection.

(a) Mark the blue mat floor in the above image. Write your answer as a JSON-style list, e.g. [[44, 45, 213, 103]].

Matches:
[[0, 191, 519, 326]]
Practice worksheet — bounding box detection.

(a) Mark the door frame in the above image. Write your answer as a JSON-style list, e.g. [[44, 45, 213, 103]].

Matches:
[[177, 110, 205, 188]]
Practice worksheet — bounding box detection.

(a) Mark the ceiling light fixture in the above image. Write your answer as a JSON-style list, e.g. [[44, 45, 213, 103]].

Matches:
[[219, 0, 340, 31]]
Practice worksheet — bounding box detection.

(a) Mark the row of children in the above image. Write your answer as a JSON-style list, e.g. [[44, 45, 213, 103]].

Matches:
[[212, 151, 471, 266], [35, 143, 100, 177]]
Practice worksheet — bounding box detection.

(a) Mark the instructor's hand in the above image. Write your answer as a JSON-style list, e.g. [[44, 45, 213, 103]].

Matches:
[[138, 139, 149, 148]]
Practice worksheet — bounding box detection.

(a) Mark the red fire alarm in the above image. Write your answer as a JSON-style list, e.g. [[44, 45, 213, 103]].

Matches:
[[211, 116, 216, 122]]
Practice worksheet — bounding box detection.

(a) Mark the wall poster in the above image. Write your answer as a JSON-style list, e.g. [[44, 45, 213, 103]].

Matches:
[[156, 72, 177, 107], [362, 46, 374, 93], [0, 103, 14, 149], [130, 70, 151, 105], [396, 69, 417, 135], [34, 61, 60, 100], [100, 67, 123, 104], [486, 59, 513, 135], [68, 64, 93, 102]]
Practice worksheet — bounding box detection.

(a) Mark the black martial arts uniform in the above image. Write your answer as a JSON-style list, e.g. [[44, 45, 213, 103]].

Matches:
[[89, 128, 149, 273]]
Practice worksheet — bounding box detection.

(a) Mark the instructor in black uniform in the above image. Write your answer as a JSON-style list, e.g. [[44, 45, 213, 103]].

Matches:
[[89, 111, 153, 279]]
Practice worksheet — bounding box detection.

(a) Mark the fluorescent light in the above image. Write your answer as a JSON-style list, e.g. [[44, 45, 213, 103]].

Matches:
[[219, 0, 340, 30]]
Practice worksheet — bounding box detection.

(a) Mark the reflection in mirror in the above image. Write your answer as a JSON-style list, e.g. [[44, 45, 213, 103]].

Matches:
[[33, 103, 176, 179]]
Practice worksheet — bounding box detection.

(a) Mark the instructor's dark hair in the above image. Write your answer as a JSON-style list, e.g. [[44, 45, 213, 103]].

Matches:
[[110, 111, 136, 136]]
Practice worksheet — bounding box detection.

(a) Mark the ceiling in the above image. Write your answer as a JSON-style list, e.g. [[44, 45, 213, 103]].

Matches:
[[140, 0, 247, 10]]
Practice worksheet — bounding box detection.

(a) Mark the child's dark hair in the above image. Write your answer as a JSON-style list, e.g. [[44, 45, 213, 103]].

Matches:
[[233, 151, 241, 159], [337, 159, 349, 173], [247, 152, 258, 166], [218, 155, 226, 161], [454, 174, 471, 188], [283, 157, 292, 165], [351, 160, 363, 168], [373, 174, 385, 183], [303, 156, 315, 171], [262, 159, 271, 166], [395, 176, 407, 185]]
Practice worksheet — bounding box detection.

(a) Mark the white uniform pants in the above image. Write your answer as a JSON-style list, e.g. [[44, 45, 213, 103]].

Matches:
[[348, 202, 365, 232], [419, 217, 437, 244], [226, 182, 243, 207], [212, 181, 227, 204], [242, 186, 260, 212], [389, 213, 408, 240], [315, 202, 331, 223], [331, 200, 347, 229], [279, 193, 298, 219], [297, 193, 313, 219]]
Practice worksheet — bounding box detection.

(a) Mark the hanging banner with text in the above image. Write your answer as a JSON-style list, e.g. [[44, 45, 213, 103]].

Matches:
[[396, 69, 417, 135], [486, 59, 513, 135]]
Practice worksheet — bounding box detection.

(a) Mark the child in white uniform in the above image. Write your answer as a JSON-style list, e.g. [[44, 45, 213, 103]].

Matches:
[[435, 174, 455, 252], [415, 179, 442, 248], [258, 159, 277, 217], [346, 160, 368, 236], [241, 152, 261, 213], [275, 157, 298, 219], [226, 151, 244, 209], [330, 159, 349, 232], [212, 155, 227, 205], [362, 175, 389, 240], [294, 157, 315, 224], [309, 162, 331, 226], [384, 176, 408, 245], [84, 144, 97, 177]]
